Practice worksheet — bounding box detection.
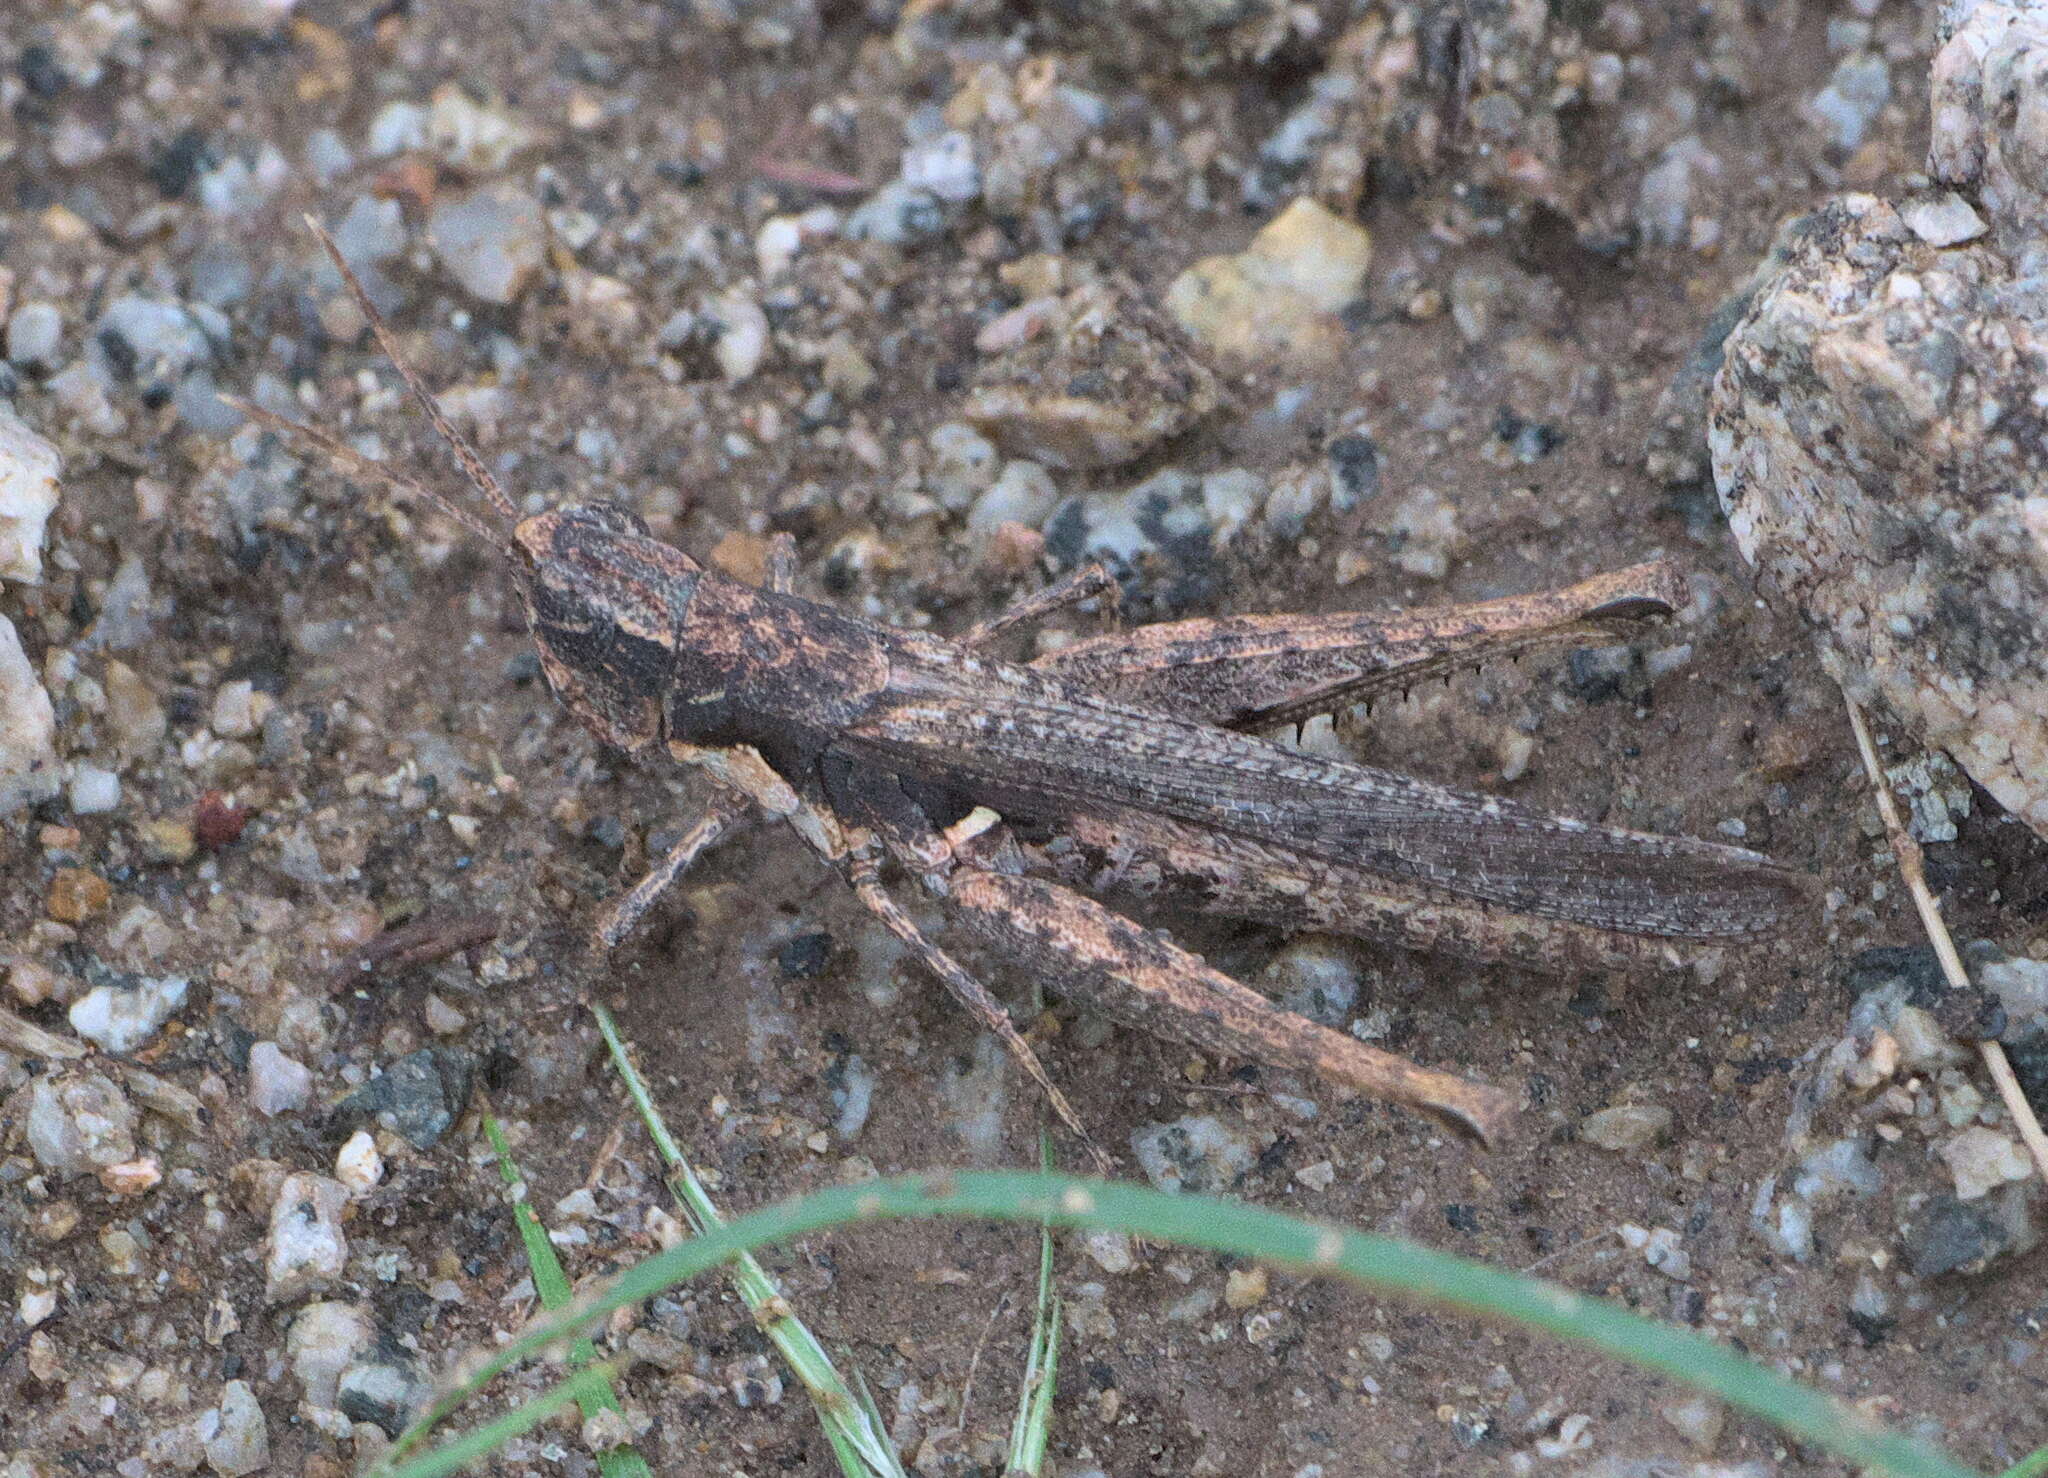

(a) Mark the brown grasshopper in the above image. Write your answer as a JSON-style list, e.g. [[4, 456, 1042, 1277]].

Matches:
[[239, 218, 1812, 1159]]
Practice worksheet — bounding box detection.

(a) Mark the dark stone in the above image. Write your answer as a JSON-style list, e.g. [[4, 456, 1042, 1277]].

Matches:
[[1444, 1204, 1480, 1234], [1327, 433, 1381, 502], [1905, 1194, 2005, 1278], [336, 1048, 476, 1148], [337, 1362, 421, 1437], [776, 932, 831, 979], [18, 45, 67, 98], [1846, 1306, 1893, 1346], [1563, 646, 1634, 704], [148, 128, 215, 200]]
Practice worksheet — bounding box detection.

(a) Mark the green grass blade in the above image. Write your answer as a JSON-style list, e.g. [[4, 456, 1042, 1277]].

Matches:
[[1005, 1131, 1061, 1478], [591, 1004, 908, 1478], [2001, 1448, 2048, 1478], [380, 1361, 625, 1478], [383, 1171, 1986, 1478], [480, 1117, 650, 1478]]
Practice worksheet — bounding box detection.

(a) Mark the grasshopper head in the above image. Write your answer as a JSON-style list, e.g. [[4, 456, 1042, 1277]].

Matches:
[[513, 502, 702, 753]]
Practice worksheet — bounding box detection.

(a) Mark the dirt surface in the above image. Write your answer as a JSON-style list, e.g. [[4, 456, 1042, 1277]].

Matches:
[[4, 2, 2046, 1475]]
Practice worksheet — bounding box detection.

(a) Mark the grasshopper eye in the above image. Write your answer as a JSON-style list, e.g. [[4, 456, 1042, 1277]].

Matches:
[[562, 501, 650, 539]]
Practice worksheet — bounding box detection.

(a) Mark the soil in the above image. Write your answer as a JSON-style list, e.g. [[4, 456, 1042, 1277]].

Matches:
[[3, 3, 2044, 1476]]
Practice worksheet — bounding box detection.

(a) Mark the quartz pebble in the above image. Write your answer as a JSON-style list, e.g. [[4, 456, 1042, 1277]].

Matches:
[[428, 185, 546, 304], [1580, 1104, 1672, 1152], [24, 1070, 137, 1176], [1940, 1127, 2034, 1201], [287, 1301, 375, 1408], [200, 1380, 270, 1476], [5, 301, 63, 370], [334, 1130, 384, 1194], [69, 974, 189, 1054], [265, 1173, 350, 1302], [248, 1041, 313, 1116], [1131, 1115, 1258, 1194], [1166, 198, 1371, 367], [0, 613, 60, 813], [69, 765, 121, 815]]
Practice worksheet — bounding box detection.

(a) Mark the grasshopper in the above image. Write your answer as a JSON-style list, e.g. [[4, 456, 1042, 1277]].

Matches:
[[239, 219, 1812, 1159]]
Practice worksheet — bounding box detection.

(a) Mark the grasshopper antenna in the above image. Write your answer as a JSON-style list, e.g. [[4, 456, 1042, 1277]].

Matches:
[[220, 393, 511, 553], [301, 213, 519, 526]]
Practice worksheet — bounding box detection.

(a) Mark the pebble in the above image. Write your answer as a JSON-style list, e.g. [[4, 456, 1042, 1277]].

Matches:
[[334, 1130, 384, 1194], [5, 301, 63, 370], [1371, 487, 1463, 580], [68, 765, 121, 815], [831, 1053, 875, 1140], [338, 1360, 426, 1437], [1579, 1104, 1672, 1152], [68, 973, 189, 1054], [286, 1301, 374, 1408], [707, 291, 770, 383], [966, 459, 1060, 535], [1130, 1114, 1258, 1194], [900, 130, 981, 203], [0, 614, 60, 814], [1906, 1193, 2007, 1278], [336, 1047, 475, 1148], [1657, 1395, 1725, 1453], [1939, 1127, 2033, 1201], [211, 679, 274, 739], [1807, 51, 1891, 152], [1902, 191, 1987, 246], [1295, 1159, 1336, 1190], [24, 1070, 137, 1176], [248, 1041, 313, 1116], [265, 1172, 350, 1302], [1259, 939, 1362, 1028], [926, 422, 1001, 510], [0, 407, 62, 584], [428, 185, 546, 304], [1166, 198, 1371, 366], [200, 1380, 270, 1477], [1079, 1229, 1135, 1275], [1223, 1266, 1268, 1309], [843, 181, 948, 246], [104, 659, 168, 759], [47, 867, 112, 923], [96, 294, 219, 394]]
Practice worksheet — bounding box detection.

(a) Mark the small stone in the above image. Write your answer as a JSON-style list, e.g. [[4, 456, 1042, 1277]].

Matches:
[[334, 1130, 384, 1195], [338, 1360, 426, 1437], [336, 1047, 475, 1148], [24, 1070, 137, 1176], [900, 130, 980, 203], [5, 301, 63, 370], [1808, 51, 1891, 152], [265, 1172, 350, 1302], [69, 765, 120, 815], [1906, 1193, 2006, 1278], [926, 422, 1001, 510], [140, 818, 199, 864], [422, 994, 467, 1035], [210, 679, 273, 739], [202, 1380, 270, 1476], [1902, 192, 1987, 247], [195, 790, 250, 850], [1373, 487, 1463, 580], [707, 291, 769, 383], [99, 1156, 162, 1196], [48, 867, 112, 923], [1224, 1266, 1268, 1309], [967, 460, 1060, 535], [1940, 1127, 2034, 1201], [96, 295, 219, 395], [1294, 1159, 1337, 1191], [1080, 1229, 1135, 1274], [1260, 939, 1361, 1027], [843, 181, 947, 246], [428, 185, 546, 304], [1131, 1114, 1258, 1194], [68, 973, 188, 1053], [1657, 1395, 1725, 1453], [1580, 1104, 1673, 1152], [9, 957, 67, 1006], [1892, 1005, 1965, 1069], [1166, 198, 1371, 367], [287, 1301, 374, 1409], [104, 659, 167, 760], [248, 1042, 313, 1116], [0, 614, 60, 813]]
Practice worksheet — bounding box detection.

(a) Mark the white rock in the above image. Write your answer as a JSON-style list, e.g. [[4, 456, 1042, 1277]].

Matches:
[[24, 1071, 137, 1176], [68, 764, 120, 814], [248, 1041, 313, 1116], [211, 679, 272, 739], [1580, 1104, 1672, 1152], [1902, 192, 1987, 247], [966, 460, 1060, 534], [334, 1130, 384, 1194], [1080, 1229, 1136, 1274], [0, 615, 59, 815], [265, 1173, 349, 1302], [68, 974, 189, 1054], [1130, 1114, 1258, 1194], [0, 407, 62, 585], [201, 1380, 270, 1476], [901, 131, 981, 203], [1940, 1127, 2034, 1200], [428, 186, 546, 305], [6, 301, 64, 370], [286, 1301, 375, 1408], [708, 291, 770, 383]]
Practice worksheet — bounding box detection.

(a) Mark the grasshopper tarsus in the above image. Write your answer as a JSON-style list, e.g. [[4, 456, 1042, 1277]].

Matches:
[[268, 218, 1814, 1152]]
